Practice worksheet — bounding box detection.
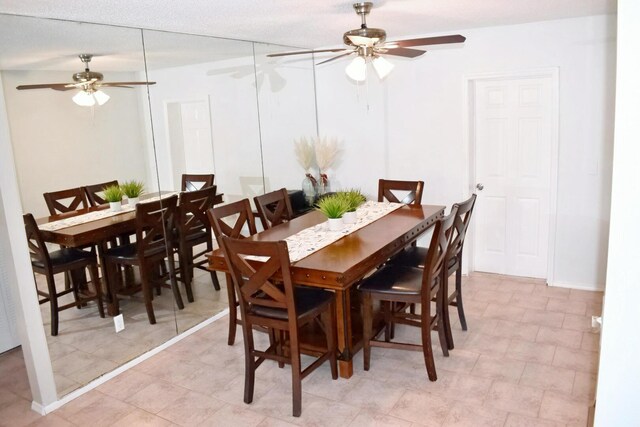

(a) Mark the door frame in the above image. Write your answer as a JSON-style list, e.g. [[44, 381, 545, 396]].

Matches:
[[462, 68, 560, 282]]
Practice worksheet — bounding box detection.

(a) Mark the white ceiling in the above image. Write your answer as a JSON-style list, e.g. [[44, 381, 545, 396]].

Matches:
[[0, 0, 616, 49]]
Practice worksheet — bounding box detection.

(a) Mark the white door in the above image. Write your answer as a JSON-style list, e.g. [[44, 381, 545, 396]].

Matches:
[[473, 75, 555, 278]]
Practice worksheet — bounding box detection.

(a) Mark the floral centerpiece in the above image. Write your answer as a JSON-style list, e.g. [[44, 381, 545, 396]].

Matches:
[[314, 136, 339, 195], [294, 137, 318, 205]]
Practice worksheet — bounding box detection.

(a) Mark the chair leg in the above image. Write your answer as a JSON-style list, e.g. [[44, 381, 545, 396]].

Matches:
[[242, 320, 256, 405], [289, 328, 302, 417], [104, 259, 122, 315], [140, 261, 156, 325], [210, 271, 221, 291], [166, 253, 185, 310], [46, 275, 59, 336], [383, 301, 392, 342], [226, 273, 237, 346], [362, 292, 373, 371], [456, 259, 468, 331], [324, 301, 338, 380], [420, 303, 437, 381], [442, 273, 455, 351], [182, 249, 195, 303], [435, 281, 450, 357], [87, 264, 105, 318]]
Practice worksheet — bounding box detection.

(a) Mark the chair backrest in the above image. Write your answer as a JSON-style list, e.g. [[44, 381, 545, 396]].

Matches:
[[84, 180, 119, 206], [207, 199, 257, 244], [134, 195, 178, 258], [43, 187, 89, 215], [254, 188, 293, 229], [447, 194, 477, 260], [421, 207, 458, 303], [220, 236, 298, 328], [177, 186, 217, 239], [377, 179, 424, 206], [181, 174, 214, 192], [23, 213, 51, 270]]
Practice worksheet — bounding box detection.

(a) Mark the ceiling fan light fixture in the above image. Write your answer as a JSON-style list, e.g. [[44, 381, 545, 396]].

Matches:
[[93, 90, 110, 106], [72, 90, 96, 107], [345, 56, 367, 82], [372, 55, 394, 79]]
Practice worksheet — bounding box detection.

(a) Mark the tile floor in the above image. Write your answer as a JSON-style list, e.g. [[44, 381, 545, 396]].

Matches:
[[0, 272, 602, 426]]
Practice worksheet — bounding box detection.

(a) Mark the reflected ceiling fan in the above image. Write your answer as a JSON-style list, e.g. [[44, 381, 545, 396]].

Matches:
[[16, 54, 156, 106], [267, 2, 465, 81]]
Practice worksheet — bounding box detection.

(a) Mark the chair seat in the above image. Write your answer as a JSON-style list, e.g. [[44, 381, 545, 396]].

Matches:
[[391, 246, 457, 270], [250, 286, 333, 320], [32, 247, 95, 269], [358, 265, 424, 296]]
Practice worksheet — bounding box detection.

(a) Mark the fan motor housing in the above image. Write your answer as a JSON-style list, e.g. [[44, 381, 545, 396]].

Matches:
[[73, 71, 103, 83], [343, 27, 387, 46]]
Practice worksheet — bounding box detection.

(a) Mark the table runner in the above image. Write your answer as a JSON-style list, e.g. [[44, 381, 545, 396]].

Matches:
[[38, 192, 179, 232]]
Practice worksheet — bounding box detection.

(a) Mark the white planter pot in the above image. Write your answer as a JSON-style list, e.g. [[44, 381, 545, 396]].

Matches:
[[109, 201, 122, 212], [127, 197, 140, 207], [343, 211, 357, 224], [327, 217, 343, 231]]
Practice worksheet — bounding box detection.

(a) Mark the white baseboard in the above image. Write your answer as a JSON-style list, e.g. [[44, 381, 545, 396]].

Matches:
[[548, 280, 605, 292], [37, 309, 229, 415]]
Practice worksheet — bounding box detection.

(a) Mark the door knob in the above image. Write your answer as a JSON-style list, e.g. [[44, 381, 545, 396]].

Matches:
[[476, 183, 484, 191]]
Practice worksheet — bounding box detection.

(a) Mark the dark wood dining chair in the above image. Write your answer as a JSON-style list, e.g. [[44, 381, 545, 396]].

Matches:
[[181, 174, 214, 192], [43, 187, 89, 215], [207, 199, 258, 345], [220, 236, 338, 417], [176, 186, 221, 301], [358, 207, 457, 381], [377, 179, 425, 206], [84, 180, 119, 206], [103, 195, 183, 324], [23, 213, 104, 336], [253, 188, 293, 230], [391, 194, 477, 343]]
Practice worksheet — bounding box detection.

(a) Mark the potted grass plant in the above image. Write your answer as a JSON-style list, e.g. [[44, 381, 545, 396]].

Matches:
[[121, 180, 145, 206], [103, 184, 124, 212], [338, 189, 367, 224], [316, 194, 349, 231]]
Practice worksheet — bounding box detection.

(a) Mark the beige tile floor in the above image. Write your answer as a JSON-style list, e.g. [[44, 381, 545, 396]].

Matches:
[[0, 272, 602, 426]]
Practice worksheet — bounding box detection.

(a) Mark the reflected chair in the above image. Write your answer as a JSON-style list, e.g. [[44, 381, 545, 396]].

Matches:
[[43, 187, 89, 215], [176, 186, 221, 301], [103, 195, 182, 324], [220, 236, 337, 417], [377, 179, 424, 206], [358, 208, 457, 381], [390, 194, 477, 344], [254, 188, 293, 230], [207, 199, 257, 345], [23, 213, 104, 336], [84, 180, 119, 206], [181, 174, 214, 192]]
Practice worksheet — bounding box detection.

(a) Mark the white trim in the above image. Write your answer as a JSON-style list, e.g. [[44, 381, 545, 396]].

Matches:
[[39, 309, 229, 415], [463, 67, 560, 282], [548, 281, 604, 292]]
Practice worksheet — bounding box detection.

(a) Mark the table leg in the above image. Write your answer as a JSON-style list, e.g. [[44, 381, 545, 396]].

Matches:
[[335, 289, 354, 378], [97, 241, 118, 316]]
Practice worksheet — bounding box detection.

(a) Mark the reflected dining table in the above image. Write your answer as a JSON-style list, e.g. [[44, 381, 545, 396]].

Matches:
[[207, 203, 445, 378], [36, 191, 224, 315]]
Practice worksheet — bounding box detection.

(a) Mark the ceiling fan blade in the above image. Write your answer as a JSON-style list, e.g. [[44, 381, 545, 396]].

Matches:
[[16, 83, 74, 91], [100, 81, 156, 86], [388, 34, 466, 48], [316, 51, 355, 65], [267, 48, 348, 58], [383, 47, 426, 58]]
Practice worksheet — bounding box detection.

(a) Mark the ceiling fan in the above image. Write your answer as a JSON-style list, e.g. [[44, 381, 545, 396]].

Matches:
[[267, 2, 466, 81], [16, 54, 156, 106]]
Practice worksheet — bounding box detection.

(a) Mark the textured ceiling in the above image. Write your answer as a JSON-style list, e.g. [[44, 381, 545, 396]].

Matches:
[[0, 0, 616, 48]]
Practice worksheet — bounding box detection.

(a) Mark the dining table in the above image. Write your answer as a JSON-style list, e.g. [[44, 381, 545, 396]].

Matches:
[[207, 202, 445, 378], [36, 191, 224, 315]]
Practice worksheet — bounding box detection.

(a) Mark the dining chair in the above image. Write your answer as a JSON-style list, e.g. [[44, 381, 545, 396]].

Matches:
[[43, 187, 89, 215], [358, 207, 457, 381], [176, 185, 221, 301], [253, 188, 293, 230], [377, 179, 424, 206], [207, 199, 258, 345], [181, 173, 214, 192], [220, 236, 337, 417], [23, 213, 105, 336], [103, 195, 183, 324], [390, 194, 477, 345], [84, 180, 119, 206]]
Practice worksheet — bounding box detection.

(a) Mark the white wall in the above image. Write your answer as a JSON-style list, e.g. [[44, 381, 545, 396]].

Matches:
[[314, 15, 616, 290], [1, 70, 149, 217], [595, 1, 640, 424]]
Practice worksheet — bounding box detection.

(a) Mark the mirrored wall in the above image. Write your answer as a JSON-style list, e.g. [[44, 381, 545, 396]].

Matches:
[[0, 13, 318, 399]]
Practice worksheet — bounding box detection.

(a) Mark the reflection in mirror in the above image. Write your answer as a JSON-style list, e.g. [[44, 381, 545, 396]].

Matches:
[[0, 14, 178, 397]]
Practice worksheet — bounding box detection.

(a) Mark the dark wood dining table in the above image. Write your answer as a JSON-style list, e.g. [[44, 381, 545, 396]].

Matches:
[[36, 192, 224, 315], [207, 203, 445, 378]]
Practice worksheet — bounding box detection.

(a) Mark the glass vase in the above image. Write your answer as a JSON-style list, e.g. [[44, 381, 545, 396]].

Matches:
[[302, 173, 318, 206]]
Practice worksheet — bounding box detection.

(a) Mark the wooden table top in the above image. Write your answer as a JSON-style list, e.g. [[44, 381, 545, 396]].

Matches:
[[209, 204, 445, 290], [37, 192, 224, 247]]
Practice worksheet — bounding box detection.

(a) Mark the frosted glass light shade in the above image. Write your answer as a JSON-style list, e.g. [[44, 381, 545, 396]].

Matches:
[[345, 56, 367, 82], [72, 90, 95, 106], [372, 56, 394, 79], [93, 90, 110, 106]]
